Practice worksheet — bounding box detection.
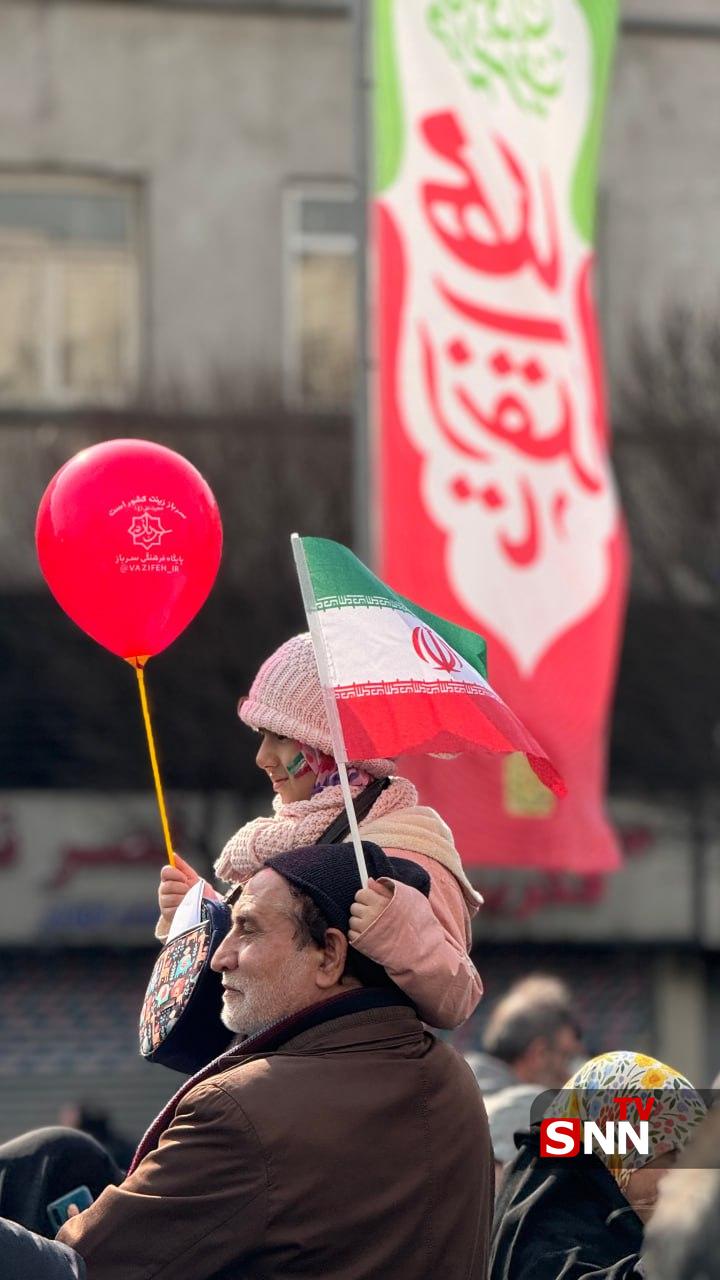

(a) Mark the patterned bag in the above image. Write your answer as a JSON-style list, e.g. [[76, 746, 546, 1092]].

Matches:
[[139, 778, 389, 1075], [139, 897, 233, 1074]]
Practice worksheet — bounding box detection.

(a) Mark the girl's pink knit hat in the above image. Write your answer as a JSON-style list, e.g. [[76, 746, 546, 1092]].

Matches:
[[238, 633, 395, 778]]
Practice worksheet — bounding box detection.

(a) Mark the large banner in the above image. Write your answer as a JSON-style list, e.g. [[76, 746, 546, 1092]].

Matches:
[[373, 0, 628, 870]]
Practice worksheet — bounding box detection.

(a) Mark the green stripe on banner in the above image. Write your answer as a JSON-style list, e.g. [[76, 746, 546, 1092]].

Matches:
[[374, 0, 405, 194], [301, 537, 488, 678], [571, 0, 619, 242]]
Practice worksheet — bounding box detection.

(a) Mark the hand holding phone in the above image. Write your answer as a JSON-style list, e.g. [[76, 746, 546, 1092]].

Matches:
[[47, 1185, 94, 1231]]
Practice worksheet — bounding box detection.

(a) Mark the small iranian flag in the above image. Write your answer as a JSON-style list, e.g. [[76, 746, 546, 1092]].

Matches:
[[292, 535, 565, 797]]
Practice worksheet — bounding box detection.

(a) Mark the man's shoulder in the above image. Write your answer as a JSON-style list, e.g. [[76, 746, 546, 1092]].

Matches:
[[173, 1021, 488, 1190], [185, 1011, 476, 1106], [432, 1040, 490, 1113], [209, 1008, 423, 1093]]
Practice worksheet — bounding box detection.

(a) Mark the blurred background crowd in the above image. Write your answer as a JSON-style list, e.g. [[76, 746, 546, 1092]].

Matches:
[[0, 0, 718, 1163]]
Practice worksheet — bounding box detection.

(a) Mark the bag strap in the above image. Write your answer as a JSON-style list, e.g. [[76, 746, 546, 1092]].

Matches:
[[318, 776, 390, 845]]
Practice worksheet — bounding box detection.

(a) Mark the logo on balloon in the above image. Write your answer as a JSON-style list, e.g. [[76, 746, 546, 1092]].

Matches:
[[128, 513, 171, 551], [411, 625, 462, 673]]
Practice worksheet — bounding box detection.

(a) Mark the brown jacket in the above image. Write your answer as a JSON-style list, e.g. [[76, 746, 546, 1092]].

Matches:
[[60, 992, 493, 1279]]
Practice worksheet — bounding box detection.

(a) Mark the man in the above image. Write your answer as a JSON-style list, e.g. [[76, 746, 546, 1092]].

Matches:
[[466, 975, 582, 1177], [469, 975, 582, 1096], [59, 841, 494, 1278]]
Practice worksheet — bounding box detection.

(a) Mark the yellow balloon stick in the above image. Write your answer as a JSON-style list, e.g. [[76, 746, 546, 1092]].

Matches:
[[129, 657, 176, 867]]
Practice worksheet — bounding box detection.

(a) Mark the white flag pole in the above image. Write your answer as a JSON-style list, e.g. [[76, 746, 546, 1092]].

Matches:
[[291, 534, 369, 887]]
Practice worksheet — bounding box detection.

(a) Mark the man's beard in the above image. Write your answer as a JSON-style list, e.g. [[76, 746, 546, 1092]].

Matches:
[[220, 952, 306, 1039]]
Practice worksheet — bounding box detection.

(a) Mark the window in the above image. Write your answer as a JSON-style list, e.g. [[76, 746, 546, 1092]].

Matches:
[[0, 175, 142, 407], [284, 184, 357, 409]]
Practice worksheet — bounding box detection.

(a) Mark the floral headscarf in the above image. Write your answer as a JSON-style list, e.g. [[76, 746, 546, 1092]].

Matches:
[[296, 744, 372, 795], [546, 1050, 707, 1182]]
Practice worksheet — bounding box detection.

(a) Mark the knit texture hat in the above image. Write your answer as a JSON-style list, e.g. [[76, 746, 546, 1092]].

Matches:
[[239, 633, 395, 778], [265, 840, 430, 935]]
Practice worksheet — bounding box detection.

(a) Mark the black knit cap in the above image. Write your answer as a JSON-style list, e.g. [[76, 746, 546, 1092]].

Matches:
[[264, 840, 430, 935]]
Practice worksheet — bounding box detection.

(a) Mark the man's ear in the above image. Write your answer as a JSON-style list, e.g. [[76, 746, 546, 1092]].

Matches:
[[315, 927, 348, 988]]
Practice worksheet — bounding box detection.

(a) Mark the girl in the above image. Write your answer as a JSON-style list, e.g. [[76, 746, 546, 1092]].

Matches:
[[157, 632, 483, 1029]]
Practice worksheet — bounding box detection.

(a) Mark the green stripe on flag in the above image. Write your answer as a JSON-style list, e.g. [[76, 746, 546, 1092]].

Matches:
[[301, 537, 488, 678]]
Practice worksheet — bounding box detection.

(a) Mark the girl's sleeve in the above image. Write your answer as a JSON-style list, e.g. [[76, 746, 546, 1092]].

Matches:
[[351, 852, 483, 1029]]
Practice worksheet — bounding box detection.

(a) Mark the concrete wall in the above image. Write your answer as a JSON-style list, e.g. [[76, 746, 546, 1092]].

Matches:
[[600, 9, 720, 389], [622, 0, 720, 24], [0, 1, 352, 398], [1, 2, 718, 407]]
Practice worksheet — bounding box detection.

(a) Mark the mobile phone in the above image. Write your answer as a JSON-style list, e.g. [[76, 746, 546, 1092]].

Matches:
[[47, 1185, 94, 1231]]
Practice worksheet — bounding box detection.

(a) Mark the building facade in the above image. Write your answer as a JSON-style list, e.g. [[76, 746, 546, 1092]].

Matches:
[[0, 0, 718, 1127]]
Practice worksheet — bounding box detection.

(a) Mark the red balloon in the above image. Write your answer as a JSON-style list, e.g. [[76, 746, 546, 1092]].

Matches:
[[36, 439, 223, 660]]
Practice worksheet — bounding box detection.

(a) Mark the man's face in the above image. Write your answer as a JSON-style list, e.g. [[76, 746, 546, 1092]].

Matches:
[[211, 868, 323, 1038], [541, 1023, 583, 1088]]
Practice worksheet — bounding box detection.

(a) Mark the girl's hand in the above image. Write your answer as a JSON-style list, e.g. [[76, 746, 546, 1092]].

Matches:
[[348, 878, 393, 943], [158, 854, 199, 926]]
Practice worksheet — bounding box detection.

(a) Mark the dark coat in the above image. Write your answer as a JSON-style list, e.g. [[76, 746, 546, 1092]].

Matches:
[[1, 1217, 86, 1279], [60, 989, 494, 1279], [490, 1126, 644, 1280]]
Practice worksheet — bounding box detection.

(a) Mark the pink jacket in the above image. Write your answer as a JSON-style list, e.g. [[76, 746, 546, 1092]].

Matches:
[[351, 851, 483, 1030]]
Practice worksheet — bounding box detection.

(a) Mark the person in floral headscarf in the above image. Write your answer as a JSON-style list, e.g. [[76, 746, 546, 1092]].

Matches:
[[490, 1050, 707, 1280]]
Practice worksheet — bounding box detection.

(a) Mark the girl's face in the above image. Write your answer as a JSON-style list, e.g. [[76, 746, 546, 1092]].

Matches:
[[255, 730, 316, 804]]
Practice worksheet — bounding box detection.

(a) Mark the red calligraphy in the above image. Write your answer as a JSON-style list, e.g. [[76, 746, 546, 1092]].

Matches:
[[421, 112, 560, 288], [416, 108, 604, 569]]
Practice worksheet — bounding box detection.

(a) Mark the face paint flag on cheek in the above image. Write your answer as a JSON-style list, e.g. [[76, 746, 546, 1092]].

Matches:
[[286, 751, 313, 779]]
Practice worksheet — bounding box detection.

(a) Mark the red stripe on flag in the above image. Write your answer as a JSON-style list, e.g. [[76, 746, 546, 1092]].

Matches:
[[336, 687, 565, 797]]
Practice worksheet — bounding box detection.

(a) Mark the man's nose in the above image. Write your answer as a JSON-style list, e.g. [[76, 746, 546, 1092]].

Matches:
[[211, 935, 234, 972]]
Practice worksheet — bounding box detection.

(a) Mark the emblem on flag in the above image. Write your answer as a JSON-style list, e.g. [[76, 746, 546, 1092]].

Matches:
[[412, 626, 462, 673]]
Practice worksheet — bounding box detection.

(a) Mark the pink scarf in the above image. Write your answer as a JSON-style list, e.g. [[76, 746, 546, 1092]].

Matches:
[[214, 775, 418, 884]]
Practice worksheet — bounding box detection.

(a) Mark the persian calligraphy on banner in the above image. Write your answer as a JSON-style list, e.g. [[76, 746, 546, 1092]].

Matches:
[[373, 0, 629, 871]]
